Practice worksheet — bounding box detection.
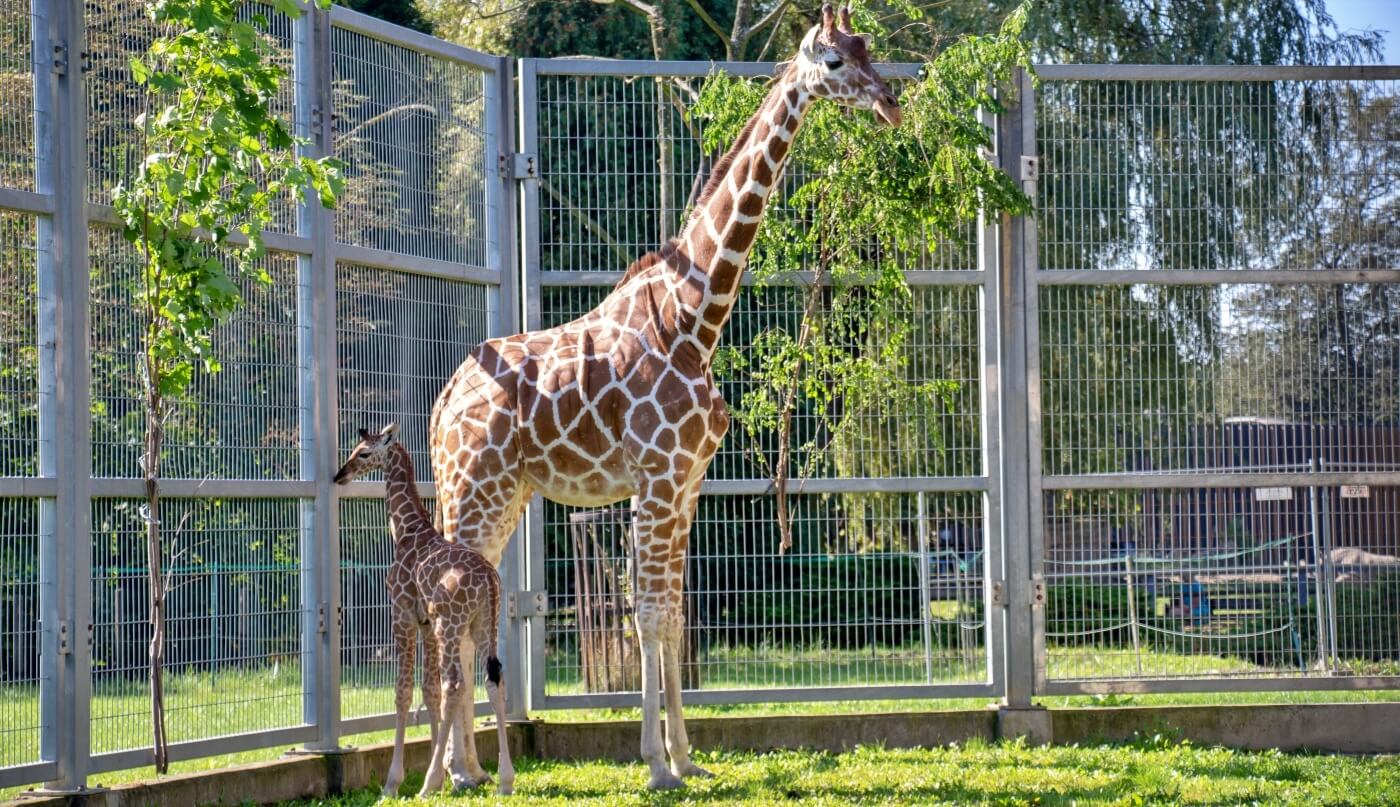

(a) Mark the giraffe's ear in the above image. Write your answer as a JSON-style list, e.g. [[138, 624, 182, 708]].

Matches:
[[358, 428, 372, 441], [380, 422, 400, 443]]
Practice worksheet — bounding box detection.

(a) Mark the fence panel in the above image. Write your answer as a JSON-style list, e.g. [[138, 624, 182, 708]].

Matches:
[[1033, 68, 1400, 695], [519, 59, 1000, 709], [0, 1, 510, 790]]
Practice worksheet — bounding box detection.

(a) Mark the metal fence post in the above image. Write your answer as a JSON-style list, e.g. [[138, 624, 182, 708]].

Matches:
[[296, 4, 342, 752], [994, 67, 1042, 714], [36, 0, 95, 791]]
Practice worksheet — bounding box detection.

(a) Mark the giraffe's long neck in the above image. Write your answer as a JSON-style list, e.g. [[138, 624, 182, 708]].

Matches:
[[669, 72, 812, 360], [383, 444, 434, 545]]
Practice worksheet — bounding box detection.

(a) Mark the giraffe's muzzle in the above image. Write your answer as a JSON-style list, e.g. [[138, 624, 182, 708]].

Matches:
[[873, 94, 902, 126]]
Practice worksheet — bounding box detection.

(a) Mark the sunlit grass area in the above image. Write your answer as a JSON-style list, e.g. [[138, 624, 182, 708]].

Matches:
[[289, 740, 1400, 806]]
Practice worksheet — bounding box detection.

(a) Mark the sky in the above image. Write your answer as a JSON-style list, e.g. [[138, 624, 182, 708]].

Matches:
[[1325, 0, 1400, 63]]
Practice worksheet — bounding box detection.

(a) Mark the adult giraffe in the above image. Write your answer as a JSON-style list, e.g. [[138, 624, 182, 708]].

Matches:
[[430, 4, 901, 789]]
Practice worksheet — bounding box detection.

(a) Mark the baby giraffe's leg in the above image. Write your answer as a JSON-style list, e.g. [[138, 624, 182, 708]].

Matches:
[[383, 608, 416, 796], [446, 635, 489, 788], [416, 619, 458, 797], [483, 633, 514, 795], [418, 621, 442, 752]]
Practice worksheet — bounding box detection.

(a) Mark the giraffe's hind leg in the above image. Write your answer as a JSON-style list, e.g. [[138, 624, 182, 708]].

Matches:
[[382, 607, 417, 796]]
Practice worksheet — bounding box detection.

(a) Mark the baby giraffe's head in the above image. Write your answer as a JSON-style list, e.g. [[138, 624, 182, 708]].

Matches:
[[790, 3, 902, 126], [334, 423, 400, 484]]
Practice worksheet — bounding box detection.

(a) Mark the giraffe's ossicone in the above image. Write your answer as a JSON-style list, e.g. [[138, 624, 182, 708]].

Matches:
[[430, 3, 901, 790]]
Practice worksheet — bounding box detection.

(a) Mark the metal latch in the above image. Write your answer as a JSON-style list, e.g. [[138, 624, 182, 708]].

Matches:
[[499, 152, 538, 180], [1031, 576, 1047, 607], [1019, 155, 1039, 183], [508, 590, 548, 619], [990, 580, 1006, 607]]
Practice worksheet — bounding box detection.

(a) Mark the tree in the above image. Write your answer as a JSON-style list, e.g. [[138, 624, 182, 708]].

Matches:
[[697, 6, 1033, 552], [113, 0, 341, 772]]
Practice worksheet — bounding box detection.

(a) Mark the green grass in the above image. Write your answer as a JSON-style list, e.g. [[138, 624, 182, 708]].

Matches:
[[283, 740, 1400, 806]]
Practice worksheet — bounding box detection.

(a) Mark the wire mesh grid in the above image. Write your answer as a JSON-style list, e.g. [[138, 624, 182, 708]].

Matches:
[[336, 264, 494, 483], [88, 226, 302, 480], [89, 497, 306, 754], [1037, 79, 1400, 273], [0, 0, 35, 192], [539, 283, 984, 481], [533, 73, 977, 274], [83, 2, 300, 232], [1039, 283, 1400, 477], [339, 497, 491, 720], [0, 497, 44, 768], [0, 211, 39, 476], [542, 492, 987, 695], [330, 26, 491, 265], [1043, 486, 1400, 681]]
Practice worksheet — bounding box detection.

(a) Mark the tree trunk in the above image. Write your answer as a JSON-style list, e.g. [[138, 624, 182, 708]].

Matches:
[[145, 398, 169, 773]]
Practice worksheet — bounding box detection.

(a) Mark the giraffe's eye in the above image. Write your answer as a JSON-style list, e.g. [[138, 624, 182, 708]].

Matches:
[[824, 56, 843, 70]]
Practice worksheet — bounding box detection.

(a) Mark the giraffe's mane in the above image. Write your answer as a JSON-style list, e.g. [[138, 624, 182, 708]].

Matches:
[[612, 239, 681, 290]]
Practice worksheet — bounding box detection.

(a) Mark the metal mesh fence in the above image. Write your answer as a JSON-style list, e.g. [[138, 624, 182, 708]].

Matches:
[[1043, 485, 1400, 681], [0, 0, 34, 192], [0, 498, 44, 768], [0, 211, 39, 476], [335, 264, 494, 482], [1037, 79, 1400, 273], [1039, 283, 1400, 477], [543, 492, 987, 695], [331, 26, 491, 265], [89, 498, 306, 754], [88, 226, 302, 480]]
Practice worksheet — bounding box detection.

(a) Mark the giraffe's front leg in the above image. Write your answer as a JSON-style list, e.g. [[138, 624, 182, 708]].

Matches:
[[635, 595, 683, 790], [383, 608, 417, 796], [661, 483, 711, 780]]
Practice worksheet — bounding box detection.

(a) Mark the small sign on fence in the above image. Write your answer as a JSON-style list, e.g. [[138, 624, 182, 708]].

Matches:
[[1254, 487, 1293, 502], [1341, 485, 1370, 499]]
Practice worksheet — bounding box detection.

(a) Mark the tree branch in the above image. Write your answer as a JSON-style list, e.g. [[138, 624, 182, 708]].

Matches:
[[739, 0, 792, 57], [683, 0, 730, 51]]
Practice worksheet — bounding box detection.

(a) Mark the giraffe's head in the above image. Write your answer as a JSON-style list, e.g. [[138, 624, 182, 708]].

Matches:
[[334, 423, 400, 484], [789, 3, 901, 126]]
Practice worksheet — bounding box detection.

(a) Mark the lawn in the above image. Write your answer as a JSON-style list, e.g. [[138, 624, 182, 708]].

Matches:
[[286, 740, 1400, 806]]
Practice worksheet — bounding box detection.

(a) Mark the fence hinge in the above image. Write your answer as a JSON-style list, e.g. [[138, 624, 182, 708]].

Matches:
[[1019, 155, 1039, 183], [499, 152, 538, 180], [51, 41, 68, 76], [57, 620, 71, 655], [508, 590, 548, 619], [990, 580, 1007, 607], [1030, 575, 1047, 608]]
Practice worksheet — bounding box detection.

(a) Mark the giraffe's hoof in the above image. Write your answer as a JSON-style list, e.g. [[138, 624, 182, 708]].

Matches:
[[675, 762, 715, 779], [497, 781, 514, 796], [648, 771, 685, 790]]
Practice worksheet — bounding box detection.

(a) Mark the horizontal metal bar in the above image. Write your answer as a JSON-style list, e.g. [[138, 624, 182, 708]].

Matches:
[[86, 203, 315, 256], [0, 187, 55, 216], [538, 269, 983, 288], [530, 58, 922, 80], [0, 477, 59, 497], [537, 682, 995, 710], [89, 478, 318, 498], [0, 761, 58, 791], [334, 243, 502, 286], [1034, 64, 1400, 81], [701, 476, 988, 495], [1043, 471, 1400, 490], [339, 702, 494, 736], [87, 725, 319, 776], [335, 480, 439, 499], [330, 6, 501, 71], [1038, 269, 1400, 286], [1041, 675, 1400, 696]]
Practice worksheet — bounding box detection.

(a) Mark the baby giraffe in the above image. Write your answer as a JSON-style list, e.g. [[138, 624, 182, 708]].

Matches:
[[335, 423, 514, 796]]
